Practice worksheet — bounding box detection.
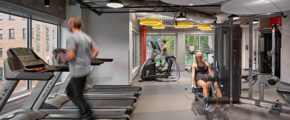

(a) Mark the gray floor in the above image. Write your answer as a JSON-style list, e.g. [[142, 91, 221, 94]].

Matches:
[[131, 72, 290, 120]]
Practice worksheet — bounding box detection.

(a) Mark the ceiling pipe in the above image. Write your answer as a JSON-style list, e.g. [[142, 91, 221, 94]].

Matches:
[[92, 4, 221, 9], [75, 0, 102, 15], [100, 10, 179, 13]]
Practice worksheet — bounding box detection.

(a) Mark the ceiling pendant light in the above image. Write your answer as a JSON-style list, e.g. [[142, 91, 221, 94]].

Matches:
[[152, 24, 166, 29], [197, 24, 212, 29], [140, 18, 162, 26], [107, 0, 124, 8], [199, 27, 213, 31], [197, 24, 212, 31], [174, 21, 193, 29], [228, 14, 240, 20], [44, 0, 50, 7], [253, 19, 260, 24], [176, 12, 187, 21]]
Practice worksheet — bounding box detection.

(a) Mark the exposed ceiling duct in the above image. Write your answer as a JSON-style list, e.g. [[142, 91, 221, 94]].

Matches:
[[161, 0, 223, 5], [75, 0, 222, 23]]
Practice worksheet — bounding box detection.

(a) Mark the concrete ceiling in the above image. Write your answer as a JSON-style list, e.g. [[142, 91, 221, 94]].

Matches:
[[78, 0, 223, 24], [222, 0, 290, 15]]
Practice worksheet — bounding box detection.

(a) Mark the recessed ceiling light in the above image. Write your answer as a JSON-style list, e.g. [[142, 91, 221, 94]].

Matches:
[[189, 3, 194, 6], [253, 20, 260, 24], [44, 0, 50, 7], [106, 0, 124, 8]]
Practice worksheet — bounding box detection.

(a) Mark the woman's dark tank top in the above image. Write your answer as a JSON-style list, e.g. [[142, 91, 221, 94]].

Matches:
[[195, 64, 208, 74]]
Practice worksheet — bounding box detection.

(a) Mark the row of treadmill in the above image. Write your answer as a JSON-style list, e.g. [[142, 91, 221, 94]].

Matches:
[[0, 48, 141, 120]]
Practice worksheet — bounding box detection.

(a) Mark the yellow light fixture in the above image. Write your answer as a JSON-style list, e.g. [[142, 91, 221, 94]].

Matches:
[[199, 27, 213, 31], [197, 24, 212, 29], [152, 24, 165, 29], [174, 21, 193, 29], [140, 18, 162, 26]]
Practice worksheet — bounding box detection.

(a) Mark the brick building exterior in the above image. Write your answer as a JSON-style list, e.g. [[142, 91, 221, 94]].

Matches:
[[0, 12, 57, 81]]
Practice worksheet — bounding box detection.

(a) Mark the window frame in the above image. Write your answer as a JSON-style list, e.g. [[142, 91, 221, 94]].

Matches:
[[0, 29, 2, 39], [0, 48, 2, 57], [146, 33, 177, 59], [132, 30, 140, 68], [9, 29, 15, 39], [9, 15, 15, 20], [0, 11, 61, 99], [185, 33, 213, 65], [23, 28, 27, 39]]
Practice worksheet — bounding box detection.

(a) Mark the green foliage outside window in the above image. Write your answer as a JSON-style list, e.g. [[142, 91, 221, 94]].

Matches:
[[185, 35, 209, 65]]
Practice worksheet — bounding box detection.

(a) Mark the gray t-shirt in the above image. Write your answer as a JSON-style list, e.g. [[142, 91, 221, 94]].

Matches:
[[66, 32, 96, 78]]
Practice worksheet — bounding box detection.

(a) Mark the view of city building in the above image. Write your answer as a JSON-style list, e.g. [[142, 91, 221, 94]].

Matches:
[[0, 12, 58, 93]]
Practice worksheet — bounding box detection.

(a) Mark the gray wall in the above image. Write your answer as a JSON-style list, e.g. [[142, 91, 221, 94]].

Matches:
[[1, 0, 66, 19], [281, 11, 290, 84], [86, 13, 130, 85], [62, 1, 131, 85]]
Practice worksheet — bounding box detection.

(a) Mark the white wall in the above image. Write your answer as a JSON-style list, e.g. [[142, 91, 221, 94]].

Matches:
[[177, 32, 186, 70], [241, 24, 259, 70], [86, 13, 130, 85], [62, 1, 131, 85], [280, 11, 290, 84]]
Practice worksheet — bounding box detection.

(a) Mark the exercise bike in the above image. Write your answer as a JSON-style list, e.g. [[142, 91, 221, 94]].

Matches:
[[139, 41, 180, 82]]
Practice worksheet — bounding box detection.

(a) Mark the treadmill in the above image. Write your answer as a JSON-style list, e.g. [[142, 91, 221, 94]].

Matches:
[[52, 49, 142, 98], [0, 48, 134, 120]]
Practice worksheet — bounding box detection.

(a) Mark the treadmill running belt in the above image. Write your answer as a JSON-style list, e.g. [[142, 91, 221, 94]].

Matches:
[[87, 87, 141, 92], [61, 99, 134, 109], [93, 85, 142, 90]]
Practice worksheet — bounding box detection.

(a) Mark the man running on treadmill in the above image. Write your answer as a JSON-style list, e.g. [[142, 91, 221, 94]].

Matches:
[[66, 16, 99, 120]]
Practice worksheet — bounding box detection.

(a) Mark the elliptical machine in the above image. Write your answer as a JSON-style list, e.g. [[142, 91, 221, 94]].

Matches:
[[139, 41, 180, 82]]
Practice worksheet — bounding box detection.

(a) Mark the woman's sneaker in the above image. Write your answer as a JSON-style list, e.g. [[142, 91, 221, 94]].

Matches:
[[205, 103, 216, 112]]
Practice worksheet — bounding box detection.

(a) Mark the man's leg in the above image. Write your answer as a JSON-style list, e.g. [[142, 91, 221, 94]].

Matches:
[[66, 76, 93, 119]]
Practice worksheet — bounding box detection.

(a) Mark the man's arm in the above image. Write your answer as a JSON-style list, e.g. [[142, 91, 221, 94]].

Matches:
[[91, 46, 99, 59], [66, 37, 76, 61], [67, 49, 76, 61]]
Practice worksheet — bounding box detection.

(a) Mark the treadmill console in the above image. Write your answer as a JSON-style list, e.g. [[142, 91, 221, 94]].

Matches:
[[8, 48, 46, 71]]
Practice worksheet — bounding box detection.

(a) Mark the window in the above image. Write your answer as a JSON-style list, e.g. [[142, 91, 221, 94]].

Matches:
[[146, 34, 176, 59], [132, 31, 139, 68], [35, 24, 40, 51], [23, 28, 27, 39], [0, 29, 2, 39], [185, 35, 210, 65], [9, 15, 15, 20], [31, 20, 57, 87], [0, 12, 28, 94], [0, 67, 2, 82], [46, 26, 50, 51], [0, 48, 2, 57], [32, 28, 34, 39], [9, 29, 15, 39]]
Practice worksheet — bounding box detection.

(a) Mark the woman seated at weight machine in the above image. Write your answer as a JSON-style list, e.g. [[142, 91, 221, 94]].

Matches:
[[191, 51, 222, 99]]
